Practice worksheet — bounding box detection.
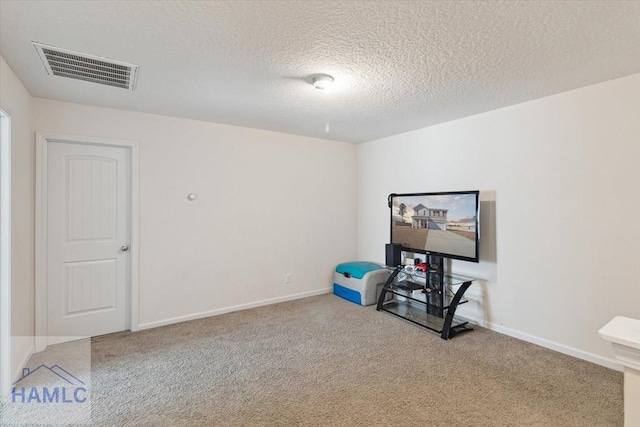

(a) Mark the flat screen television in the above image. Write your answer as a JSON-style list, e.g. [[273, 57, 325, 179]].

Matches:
[[389, 190, 480, 263]]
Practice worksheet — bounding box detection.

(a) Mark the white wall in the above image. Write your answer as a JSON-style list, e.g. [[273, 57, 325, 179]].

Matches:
[[5, 50, 637, 373], [34, 99, 358, 328], [358, 73, 640, 367], [0, 56, 35, 380]]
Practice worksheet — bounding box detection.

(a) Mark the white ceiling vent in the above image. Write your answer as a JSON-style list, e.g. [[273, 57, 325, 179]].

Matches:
[[33, 42, 138, 90]]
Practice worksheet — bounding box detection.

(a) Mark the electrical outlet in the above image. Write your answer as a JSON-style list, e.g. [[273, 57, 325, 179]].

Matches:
[[285, 274, 292, 284]]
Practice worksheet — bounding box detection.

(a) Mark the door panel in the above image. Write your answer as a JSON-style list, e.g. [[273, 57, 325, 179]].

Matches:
[[65, 259, 117, 314], [47, 141, 130, 342], [66, 156, 117, 241]]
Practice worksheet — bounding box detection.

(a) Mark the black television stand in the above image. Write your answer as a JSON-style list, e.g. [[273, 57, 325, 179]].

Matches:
[[376, 255, 475, 339]]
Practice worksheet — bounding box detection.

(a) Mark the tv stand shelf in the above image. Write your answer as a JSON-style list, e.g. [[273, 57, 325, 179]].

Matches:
[[376, 264, 475, 339]]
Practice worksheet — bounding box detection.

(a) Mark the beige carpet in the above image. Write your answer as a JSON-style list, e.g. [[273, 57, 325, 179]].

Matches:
[[85, 294, 621, 426]]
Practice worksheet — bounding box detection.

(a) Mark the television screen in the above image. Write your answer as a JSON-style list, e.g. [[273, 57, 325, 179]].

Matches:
[[389, 191, 480, 262]]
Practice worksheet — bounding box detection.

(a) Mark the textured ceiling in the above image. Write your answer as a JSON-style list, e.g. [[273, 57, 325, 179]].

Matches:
[[1, 1, 639, 143]]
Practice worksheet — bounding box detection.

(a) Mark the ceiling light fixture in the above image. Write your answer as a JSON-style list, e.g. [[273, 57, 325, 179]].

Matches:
[[312, 74, 334, 90]]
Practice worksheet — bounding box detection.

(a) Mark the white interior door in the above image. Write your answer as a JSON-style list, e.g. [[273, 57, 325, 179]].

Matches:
[[46, 141, 130, 343]]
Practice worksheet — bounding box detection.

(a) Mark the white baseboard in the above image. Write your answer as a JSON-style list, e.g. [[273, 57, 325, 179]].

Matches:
[[134, 287, 621, 372], [12, 340, 34, 384], [136, 287, 333, 331], [457, 314, 622, 371]]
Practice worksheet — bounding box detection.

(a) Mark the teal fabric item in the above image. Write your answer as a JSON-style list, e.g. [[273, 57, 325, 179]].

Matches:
[[335, 262, 383, 279]]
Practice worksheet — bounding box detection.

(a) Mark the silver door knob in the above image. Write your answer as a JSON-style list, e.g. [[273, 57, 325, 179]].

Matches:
[[121, 245, 129, 252]]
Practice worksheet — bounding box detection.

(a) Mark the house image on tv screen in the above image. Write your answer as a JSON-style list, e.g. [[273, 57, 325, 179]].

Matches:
[[411, 204, 448, 230], [391, 193, 478, 260]]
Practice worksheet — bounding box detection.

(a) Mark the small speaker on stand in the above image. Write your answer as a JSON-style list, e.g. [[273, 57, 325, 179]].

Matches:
[[385, 243, 402, 267]]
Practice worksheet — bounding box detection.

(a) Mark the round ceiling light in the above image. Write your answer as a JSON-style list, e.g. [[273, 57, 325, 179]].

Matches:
[[312, 74, 334, 90]]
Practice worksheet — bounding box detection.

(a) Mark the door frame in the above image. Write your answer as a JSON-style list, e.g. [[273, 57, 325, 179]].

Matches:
[[35, 132, 140, 352], [0, 109, 12, 396]]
